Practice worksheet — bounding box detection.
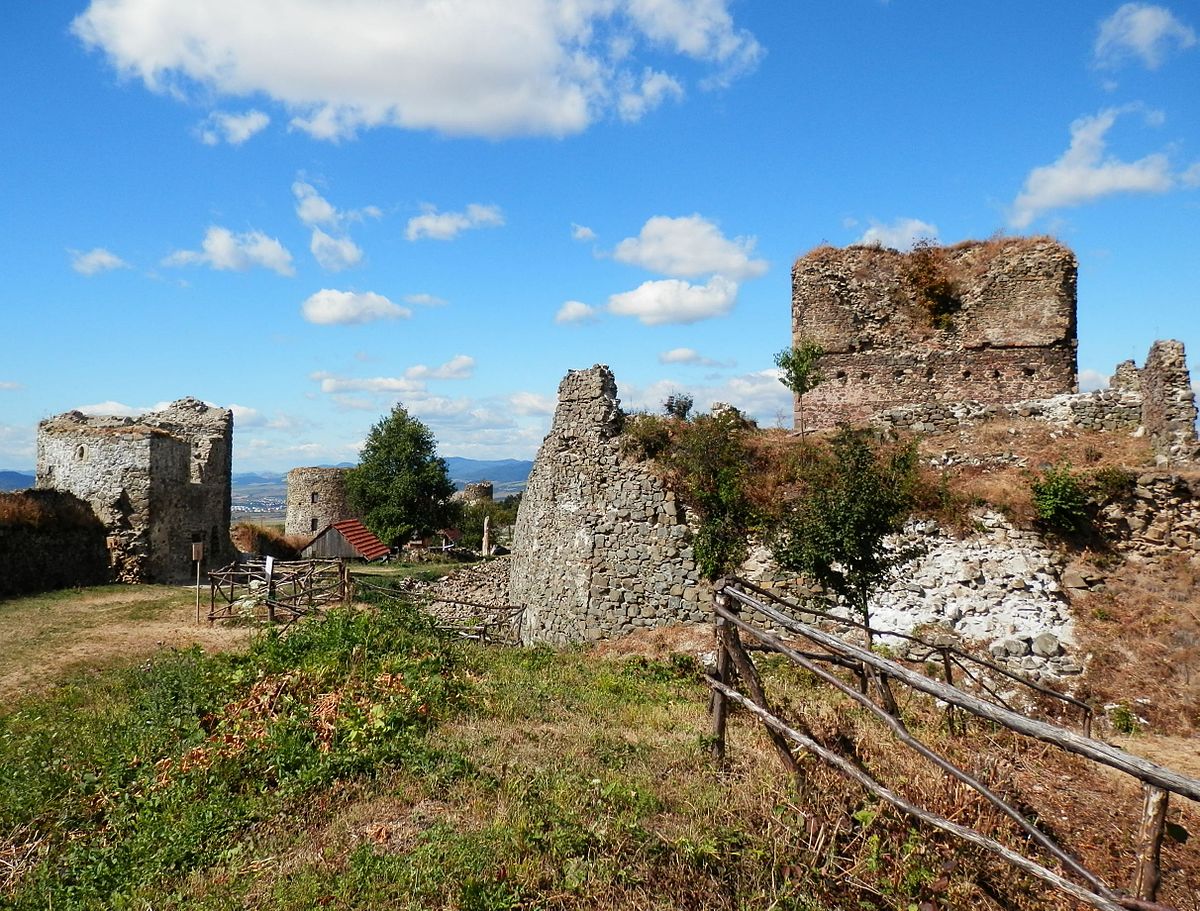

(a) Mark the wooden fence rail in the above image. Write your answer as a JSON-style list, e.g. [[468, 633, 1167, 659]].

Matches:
[[350, 576, 525, 644], [707, 577, 1199, 910], [207, 558, 349, 625]]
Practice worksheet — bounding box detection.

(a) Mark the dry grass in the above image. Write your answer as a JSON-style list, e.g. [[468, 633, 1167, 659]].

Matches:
[[1071, 556, 1200, 734], [0, 490, 100, 529], [231, 520, 308, 559], [0, 584, 250, 701]]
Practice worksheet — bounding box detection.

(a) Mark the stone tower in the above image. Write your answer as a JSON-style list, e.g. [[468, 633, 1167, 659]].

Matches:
[[285, 467, 355, 537], [36, 398, 235, 582]]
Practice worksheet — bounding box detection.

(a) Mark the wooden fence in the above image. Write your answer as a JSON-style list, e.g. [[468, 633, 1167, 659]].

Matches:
[[351, 576, 525, 644], [707, 577, 1199, 911], [207, 558, 349, 625]]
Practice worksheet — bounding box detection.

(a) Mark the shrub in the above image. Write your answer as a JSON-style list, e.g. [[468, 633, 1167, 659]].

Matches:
[[619, 413, 672, 461], [902, 240, 962, 330], [662, 393, 694, 421], [1030, 463, 1091, 536], [772, 427, 922, 634]]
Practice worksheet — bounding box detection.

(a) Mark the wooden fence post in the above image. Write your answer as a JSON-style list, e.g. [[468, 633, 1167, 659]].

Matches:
[[711, 580, 731, 764], [1131, 784, 1169, 902]]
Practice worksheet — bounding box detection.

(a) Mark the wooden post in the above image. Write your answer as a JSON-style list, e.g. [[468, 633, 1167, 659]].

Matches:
[[1131, 784, 1169, 902], [941, 648, 958, 736], [711, 581, 732, 764]]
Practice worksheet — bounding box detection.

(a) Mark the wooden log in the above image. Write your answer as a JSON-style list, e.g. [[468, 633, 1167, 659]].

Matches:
[[724, 587, 1200, 803], [712, 604, 1115, 898], [710, 587, 732, 764], [707, 677, 1129, 911], [1132, 785, 1169, 902], [719, 610, 800, 774]]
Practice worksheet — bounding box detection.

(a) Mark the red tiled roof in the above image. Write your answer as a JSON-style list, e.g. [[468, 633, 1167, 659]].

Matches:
[[330, 519, 390, 561]]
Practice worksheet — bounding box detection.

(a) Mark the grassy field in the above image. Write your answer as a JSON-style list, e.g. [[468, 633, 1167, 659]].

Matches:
[[0, 580, 1197, 910], [0, 585, 250, 701]]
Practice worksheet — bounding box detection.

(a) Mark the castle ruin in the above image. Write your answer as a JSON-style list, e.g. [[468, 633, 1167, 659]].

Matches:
[[792, 238, 1079, 429], [36, 398, 236, 582], [285, 467, 355, 537]]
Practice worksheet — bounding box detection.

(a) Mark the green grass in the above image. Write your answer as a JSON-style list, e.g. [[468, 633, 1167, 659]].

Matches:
[[0, 589, 1120, 911]]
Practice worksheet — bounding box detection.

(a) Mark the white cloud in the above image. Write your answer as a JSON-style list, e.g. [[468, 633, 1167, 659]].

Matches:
[[1010, 107, 1178, 228], [608, 275, 737, 325], [612, 214, 766, 280], [404, 293, 449, 307], [617, 68, 684, 121], [1183, 162, 1200, 188], [71, 0, 761, 140], [1078, 369, 1110, 392], [228, 403, 264, 427], [404, 355, 476, 381], [70, 247, 130, 275], [74, 400, 172, 418], [292, 180, 379, 228], [164, 226, 295, 275], [0, 381, 22, 391], [571, 223, 597, 242], [310, 371, 424, 394], [855, 217, 939, 251], [310, 228, 363, 271], [0, 423, 35, 466], [405, 203, 504, 241], [621, 368, 791, 426], [509, 391, 555, 415], [301, 289, 411, 325], [1094, 4, 1196, 69], [658, 347, 730, 367], [555, 300, 599, 324], [197, 109, 269, 145]]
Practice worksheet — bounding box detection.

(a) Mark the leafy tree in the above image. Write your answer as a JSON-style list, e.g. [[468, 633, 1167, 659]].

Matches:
[[660, 408, 755, 580], [346, 405, 457, 547], [771, 428, 921, 641], [774, 338, 825, 436]]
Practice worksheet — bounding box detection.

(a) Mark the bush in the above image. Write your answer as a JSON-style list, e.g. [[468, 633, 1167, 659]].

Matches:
[[1030, 463, 1092, 536], [619, 413, 672, 461]]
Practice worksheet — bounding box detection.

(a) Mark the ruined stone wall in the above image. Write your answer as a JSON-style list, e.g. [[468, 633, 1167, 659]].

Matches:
[[36, 398, 235, 582], [872, 389, 1143, 436], [792, 239, 1078, 429], [453, 481, 494, 504], [509, 366, 705, 644], [1098, 472, 1200, 560], [285, 467, 354, 537], [1140, 340, 1199, 464], [0, 490, 111, 597]]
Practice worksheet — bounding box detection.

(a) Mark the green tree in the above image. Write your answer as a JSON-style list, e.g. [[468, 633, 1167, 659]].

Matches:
[[346, 405, 457, 547], [771, 428, 921, 642], [774, 338, 825, 436]]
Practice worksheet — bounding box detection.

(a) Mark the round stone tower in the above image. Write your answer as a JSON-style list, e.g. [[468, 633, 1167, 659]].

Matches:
[[285, 467, 354, 537]]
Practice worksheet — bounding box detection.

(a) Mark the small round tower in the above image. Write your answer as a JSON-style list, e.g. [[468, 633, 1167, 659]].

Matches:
[[285, 467, 354, 537]]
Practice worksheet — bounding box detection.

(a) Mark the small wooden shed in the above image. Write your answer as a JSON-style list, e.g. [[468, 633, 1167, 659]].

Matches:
[[301, 519, 390, 562]]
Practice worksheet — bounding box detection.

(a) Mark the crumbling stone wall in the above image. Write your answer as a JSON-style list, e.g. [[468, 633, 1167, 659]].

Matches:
[[1140, 340, 1199, 464], [285, 467, 354, 537], [452, 481, 494, 504], [36, 398, 235, 582], [869, 339, 1195, 465], [509, 366, 705, 644], [792, 239, 1078, 429], [0, 490, 110, 597]]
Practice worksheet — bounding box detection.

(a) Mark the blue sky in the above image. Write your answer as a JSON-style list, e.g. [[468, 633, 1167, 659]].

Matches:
[[2, 1, 1198, 472]]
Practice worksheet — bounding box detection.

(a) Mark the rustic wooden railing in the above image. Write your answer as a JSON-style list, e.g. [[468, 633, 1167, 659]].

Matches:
[[707, 577, 1199, 911], [351, 576, 525, 645], [207, 558, 349, 625]]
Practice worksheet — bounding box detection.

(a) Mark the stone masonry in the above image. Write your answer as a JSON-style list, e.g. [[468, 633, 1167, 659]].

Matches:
[[792, 238, 1078, 430], [36, 398, 235, 582], [285, 467, 355, 538], [509, 366, 705, 644], [1140, 339, 1199, 463]]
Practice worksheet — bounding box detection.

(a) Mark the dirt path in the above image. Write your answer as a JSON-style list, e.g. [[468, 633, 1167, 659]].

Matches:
[[0, 585, 252, 701]]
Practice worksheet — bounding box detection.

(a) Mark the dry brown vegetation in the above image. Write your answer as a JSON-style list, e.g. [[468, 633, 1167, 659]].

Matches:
[[230, 520, 308, 559], [0, 489, 102, 529]]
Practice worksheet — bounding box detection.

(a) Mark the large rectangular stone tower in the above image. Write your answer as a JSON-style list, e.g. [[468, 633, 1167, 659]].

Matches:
[[36, 398, 235, 582], [791, 238, 1078, 429]]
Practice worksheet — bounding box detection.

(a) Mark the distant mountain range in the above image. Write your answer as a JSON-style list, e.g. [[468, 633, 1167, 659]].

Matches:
[[0, 470, 35, 491], [1, 458, 534, 500]]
